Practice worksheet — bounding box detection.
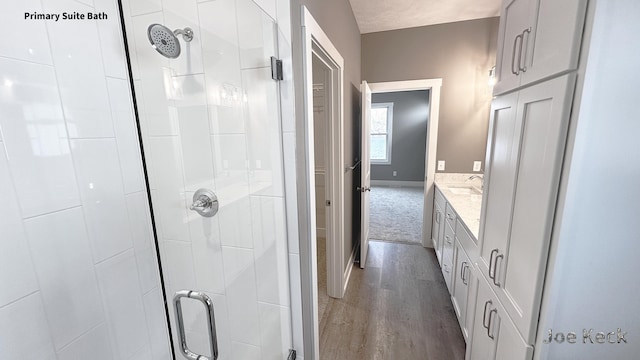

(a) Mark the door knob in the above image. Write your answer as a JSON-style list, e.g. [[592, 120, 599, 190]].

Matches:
[[190, 188, 219, 217]]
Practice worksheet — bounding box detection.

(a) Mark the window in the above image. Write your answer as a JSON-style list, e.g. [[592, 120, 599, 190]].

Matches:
[[370, 102, 393, 164]]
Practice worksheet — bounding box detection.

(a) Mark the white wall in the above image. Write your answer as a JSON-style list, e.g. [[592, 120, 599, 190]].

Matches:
[[535, 1, 640, 359], [122, 0, 297, 358], [0, 0, 169, 359]]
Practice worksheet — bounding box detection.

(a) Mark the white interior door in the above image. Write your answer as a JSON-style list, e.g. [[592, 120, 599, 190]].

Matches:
[[360, 81, 372, 269]]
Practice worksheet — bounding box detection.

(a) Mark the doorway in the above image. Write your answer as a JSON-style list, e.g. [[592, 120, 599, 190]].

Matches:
[[368, 90, 429, 245], [367, 80, 442, 249]]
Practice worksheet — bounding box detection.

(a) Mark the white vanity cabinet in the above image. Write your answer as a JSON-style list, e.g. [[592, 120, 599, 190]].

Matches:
[[468, 272, 533, 360], [494, 0, 587, 95], [478, 74, 576, 343]]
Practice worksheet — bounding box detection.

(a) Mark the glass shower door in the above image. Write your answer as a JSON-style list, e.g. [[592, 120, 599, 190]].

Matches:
[[121, 0, 292, 358]]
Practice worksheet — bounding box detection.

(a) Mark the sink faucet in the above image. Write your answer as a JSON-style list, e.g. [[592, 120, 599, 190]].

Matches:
[[467, 175, 484, 189]]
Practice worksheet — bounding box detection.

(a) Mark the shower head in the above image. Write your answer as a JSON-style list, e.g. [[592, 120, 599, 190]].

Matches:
[[147, 24, 193, 59]]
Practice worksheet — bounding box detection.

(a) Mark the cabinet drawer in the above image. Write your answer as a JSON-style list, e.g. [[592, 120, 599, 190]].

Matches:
[[456, 220, 478, 261], [442, 222, 455, 266], [445, 202, 457, 228]]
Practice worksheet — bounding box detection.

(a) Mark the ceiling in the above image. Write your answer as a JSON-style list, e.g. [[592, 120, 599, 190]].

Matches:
[[349, 0, 501, 34]]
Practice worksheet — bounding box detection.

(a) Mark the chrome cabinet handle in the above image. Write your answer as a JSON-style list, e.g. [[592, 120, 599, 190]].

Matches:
[[482, 300, 492, 330], [462, 263, 470, 285], [174, 290, 219, 360], [511, 34, 523, 75], [488, 249, 498, 280], [190, 189, 219, 218], [487, 309, 498, 340], [460, 261, 468, 280], [445, 235, 452, 245], [446, 213, 455, 221], [520, 28, 532, 72], [493, 254, 504, 287]]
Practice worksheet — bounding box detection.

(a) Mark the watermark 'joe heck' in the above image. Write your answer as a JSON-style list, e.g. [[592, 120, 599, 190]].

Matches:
[[543, 328, 627, 345]]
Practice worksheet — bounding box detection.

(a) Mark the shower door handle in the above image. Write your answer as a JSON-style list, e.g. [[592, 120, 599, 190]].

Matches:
[[173, 290, 219, 360]]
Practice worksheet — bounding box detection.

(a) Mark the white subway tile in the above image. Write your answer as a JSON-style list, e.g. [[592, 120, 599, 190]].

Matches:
[[209, 103, 246, 135], [187, 203, 225, 294], [236, 0, 276, 69], [163, 0, 204, 76], [96, 250, 150, 359], [251, 196, 290, 306], [136, 246, 161, 294], [174, 74, 215, 191], [95, 0, 129, 79], [24, 207, 104, 350], [128, 0, 162, 16], [198, 0, 243, 106], [43, 0, 114, 138], [211, 134, 249, 201], [288, 253, 304, 353], [131, 13, 178, 136], [57, 324, 114, 360], [232, 341, 261, 360], [242, 67, 284, 197], [218, 195, 254, 248], [0, 0, 52, 64], [71, 139, 133, 262], [258, 302, 292, 359], [163, 240, 197, 289], [221, 246, 260, 345], [0, 293, 57, 360], [0, 147, 38, 307], [107, 78, 145, 194], [142, 288, 172, 360], [282, 132, 300, 254], [125, 192, 154, 253], [129, 344, 154, 360], [0, 57, 80, 217]]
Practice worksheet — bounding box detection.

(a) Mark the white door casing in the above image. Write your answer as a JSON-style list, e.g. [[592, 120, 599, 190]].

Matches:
[[360, 80, 372, 269]]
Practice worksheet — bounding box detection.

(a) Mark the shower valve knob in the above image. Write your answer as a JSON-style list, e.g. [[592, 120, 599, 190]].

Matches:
[[190, 189, 219, 217]]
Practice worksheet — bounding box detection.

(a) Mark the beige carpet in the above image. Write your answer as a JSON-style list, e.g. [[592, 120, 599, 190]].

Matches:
[[369, 186, 424, 244]]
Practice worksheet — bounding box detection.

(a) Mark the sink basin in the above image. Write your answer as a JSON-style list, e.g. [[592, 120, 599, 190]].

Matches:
[[447, 185, 482, 195]]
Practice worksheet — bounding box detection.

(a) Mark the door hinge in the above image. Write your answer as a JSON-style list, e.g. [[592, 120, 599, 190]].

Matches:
[[326, 200, 331, 206], [287, 349, 296, 360], [271, 56, 283, 81]]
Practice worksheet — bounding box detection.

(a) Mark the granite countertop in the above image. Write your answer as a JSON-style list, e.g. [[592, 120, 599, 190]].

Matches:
[[434, 173, 484, 239]]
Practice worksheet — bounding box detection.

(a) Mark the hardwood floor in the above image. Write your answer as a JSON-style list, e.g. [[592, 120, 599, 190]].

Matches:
[[318, 240, 466, 360]]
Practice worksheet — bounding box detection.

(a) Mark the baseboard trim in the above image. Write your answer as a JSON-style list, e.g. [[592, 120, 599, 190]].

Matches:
[[342, 246, 357, 296], [370, 180, 424, 187], [316, 228, 325, 238]]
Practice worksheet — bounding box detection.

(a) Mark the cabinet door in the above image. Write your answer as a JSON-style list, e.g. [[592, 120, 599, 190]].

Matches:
[[442, 223, 455, 293], [481, 75, 577, 343], [452, 241, 471, 340], [432, 201, 443, 262], [478, 92, 519, 290], [521, 0, 587, 86], [469, 273, 533, 360], [494, 0, 537, 94], [497, 74, 576, 342], [468, 274, 497, 359]]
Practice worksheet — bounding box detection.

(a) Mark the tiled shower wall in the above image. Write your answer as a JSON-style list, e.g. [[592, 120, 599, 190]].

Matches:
[[122, 0, 301, 358], [0, 0, 170, 359]]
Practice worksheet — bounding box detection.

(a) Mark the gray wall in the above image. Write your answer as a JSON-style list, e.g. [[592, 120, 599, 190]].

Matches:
[[371, 90, 429, 181], [362, 17, 499, 173]]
